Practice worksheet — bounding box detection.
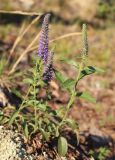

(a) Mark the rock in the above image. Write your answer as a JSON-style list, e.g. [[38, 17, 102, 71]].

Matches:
[[0, 0, 100, 22], [0, 88, 8, 107], [87, 134, 112, 148], [17, 0, 34, 10], [57, 0, 99, 21], [0, 126, 32, 160], [88, 125, 112, 148]]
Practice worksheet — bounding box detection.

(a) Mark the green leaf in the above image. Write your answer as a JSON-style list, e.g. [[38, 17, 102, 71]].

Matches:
[[55, 127, 59, 137], [27, 100, 47, 112], [64, 119, 78, 130], [56, 106, 65, 118], [8, 110, 19, 125], [0, 57, 6, 75], [60, 59, 79, 68], [55, 70, 66, 83], [40, 129, 50, 141], [27, 100, 39, 105], [23, 78, 33, 84], [0, 117, 9, 124], [62, 79, 75, 89], [76, 91, 96, 103], [94, 67, 105, 73], [23, 122, 29, 139], [47, 125, 52, 133], [11, 88, 22, 99], [58, 136, 68, 156], [29, 89, 38, 95], [37, 103, 47, 112], [79, 66, 96, 80], [43, 118, 50, 124], [0, 115, 3, 121]]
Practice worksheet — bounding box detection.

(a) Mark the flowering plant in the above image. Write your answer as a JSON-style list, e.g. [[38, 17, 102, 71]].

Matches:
[[1, 13, 102, 156]]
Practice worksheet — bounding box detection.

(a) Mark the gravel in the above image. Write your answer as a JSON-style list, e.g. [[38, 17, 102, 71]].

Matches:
[[0, 126, 33, 160]]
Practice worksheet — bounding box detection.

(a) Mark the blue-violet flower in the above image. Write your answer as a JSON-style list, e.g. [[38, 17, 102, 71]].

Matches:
[[38, 13, 54, 82]]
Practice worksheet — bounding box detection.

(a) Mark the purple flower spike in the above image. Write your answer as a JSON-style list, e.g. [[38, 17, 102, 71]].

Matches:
[[43, 51, 54, 82], [38, 13, 54, 83], [38, 13, 50, 64]]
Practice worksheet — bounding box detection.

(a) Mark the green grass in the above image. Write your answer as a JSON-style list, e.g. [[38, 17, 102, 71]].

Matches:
[[90, 147, 109, 160]]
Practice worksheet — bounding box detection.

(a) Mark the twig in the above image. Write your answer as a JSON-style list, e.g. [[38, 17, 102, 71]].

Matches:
[[0, 10, 42, 16]]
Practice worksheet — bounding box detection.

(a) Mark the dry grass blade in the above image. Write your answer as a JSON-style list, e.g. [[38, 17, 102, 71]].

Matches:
[[29, 32, 82, 52], [7, 22, 26, 62], [50, 32, 82, 43], [8, 15, 41, 61], [9, 32, 40, 75], [0, 10, 42, 16]]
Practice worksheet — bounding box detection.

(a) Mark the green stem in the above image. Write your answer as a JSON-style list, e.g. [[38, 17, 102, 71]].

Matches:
[[56, 60, 84, 132], [63, 62, 83, 121], [34, 62, 38, 129], [75, 59, 84, 90], [8, 86, 32, 126], [56, 90, 75, 133], [19, 86, 32, 111]]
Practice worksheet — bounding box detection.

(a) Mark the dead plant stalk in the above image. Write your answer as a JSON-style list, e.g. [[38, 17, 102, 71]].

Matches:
[[9, 32, 40, 75], [0, 10, 42, 16], [8, 15, 40, 61]]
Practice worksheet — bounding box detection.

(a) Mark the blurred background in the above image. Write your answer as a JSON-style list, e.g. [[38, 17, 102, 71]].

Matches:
[[0, 0, 115, 159]]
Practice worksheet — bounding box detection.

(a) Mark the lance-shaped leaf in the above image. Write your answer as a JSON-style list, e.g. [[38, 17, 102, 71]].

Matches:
[[76, 91, 96, 103], [79, 66, 96, 80], [58, 136, 68, 156]]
